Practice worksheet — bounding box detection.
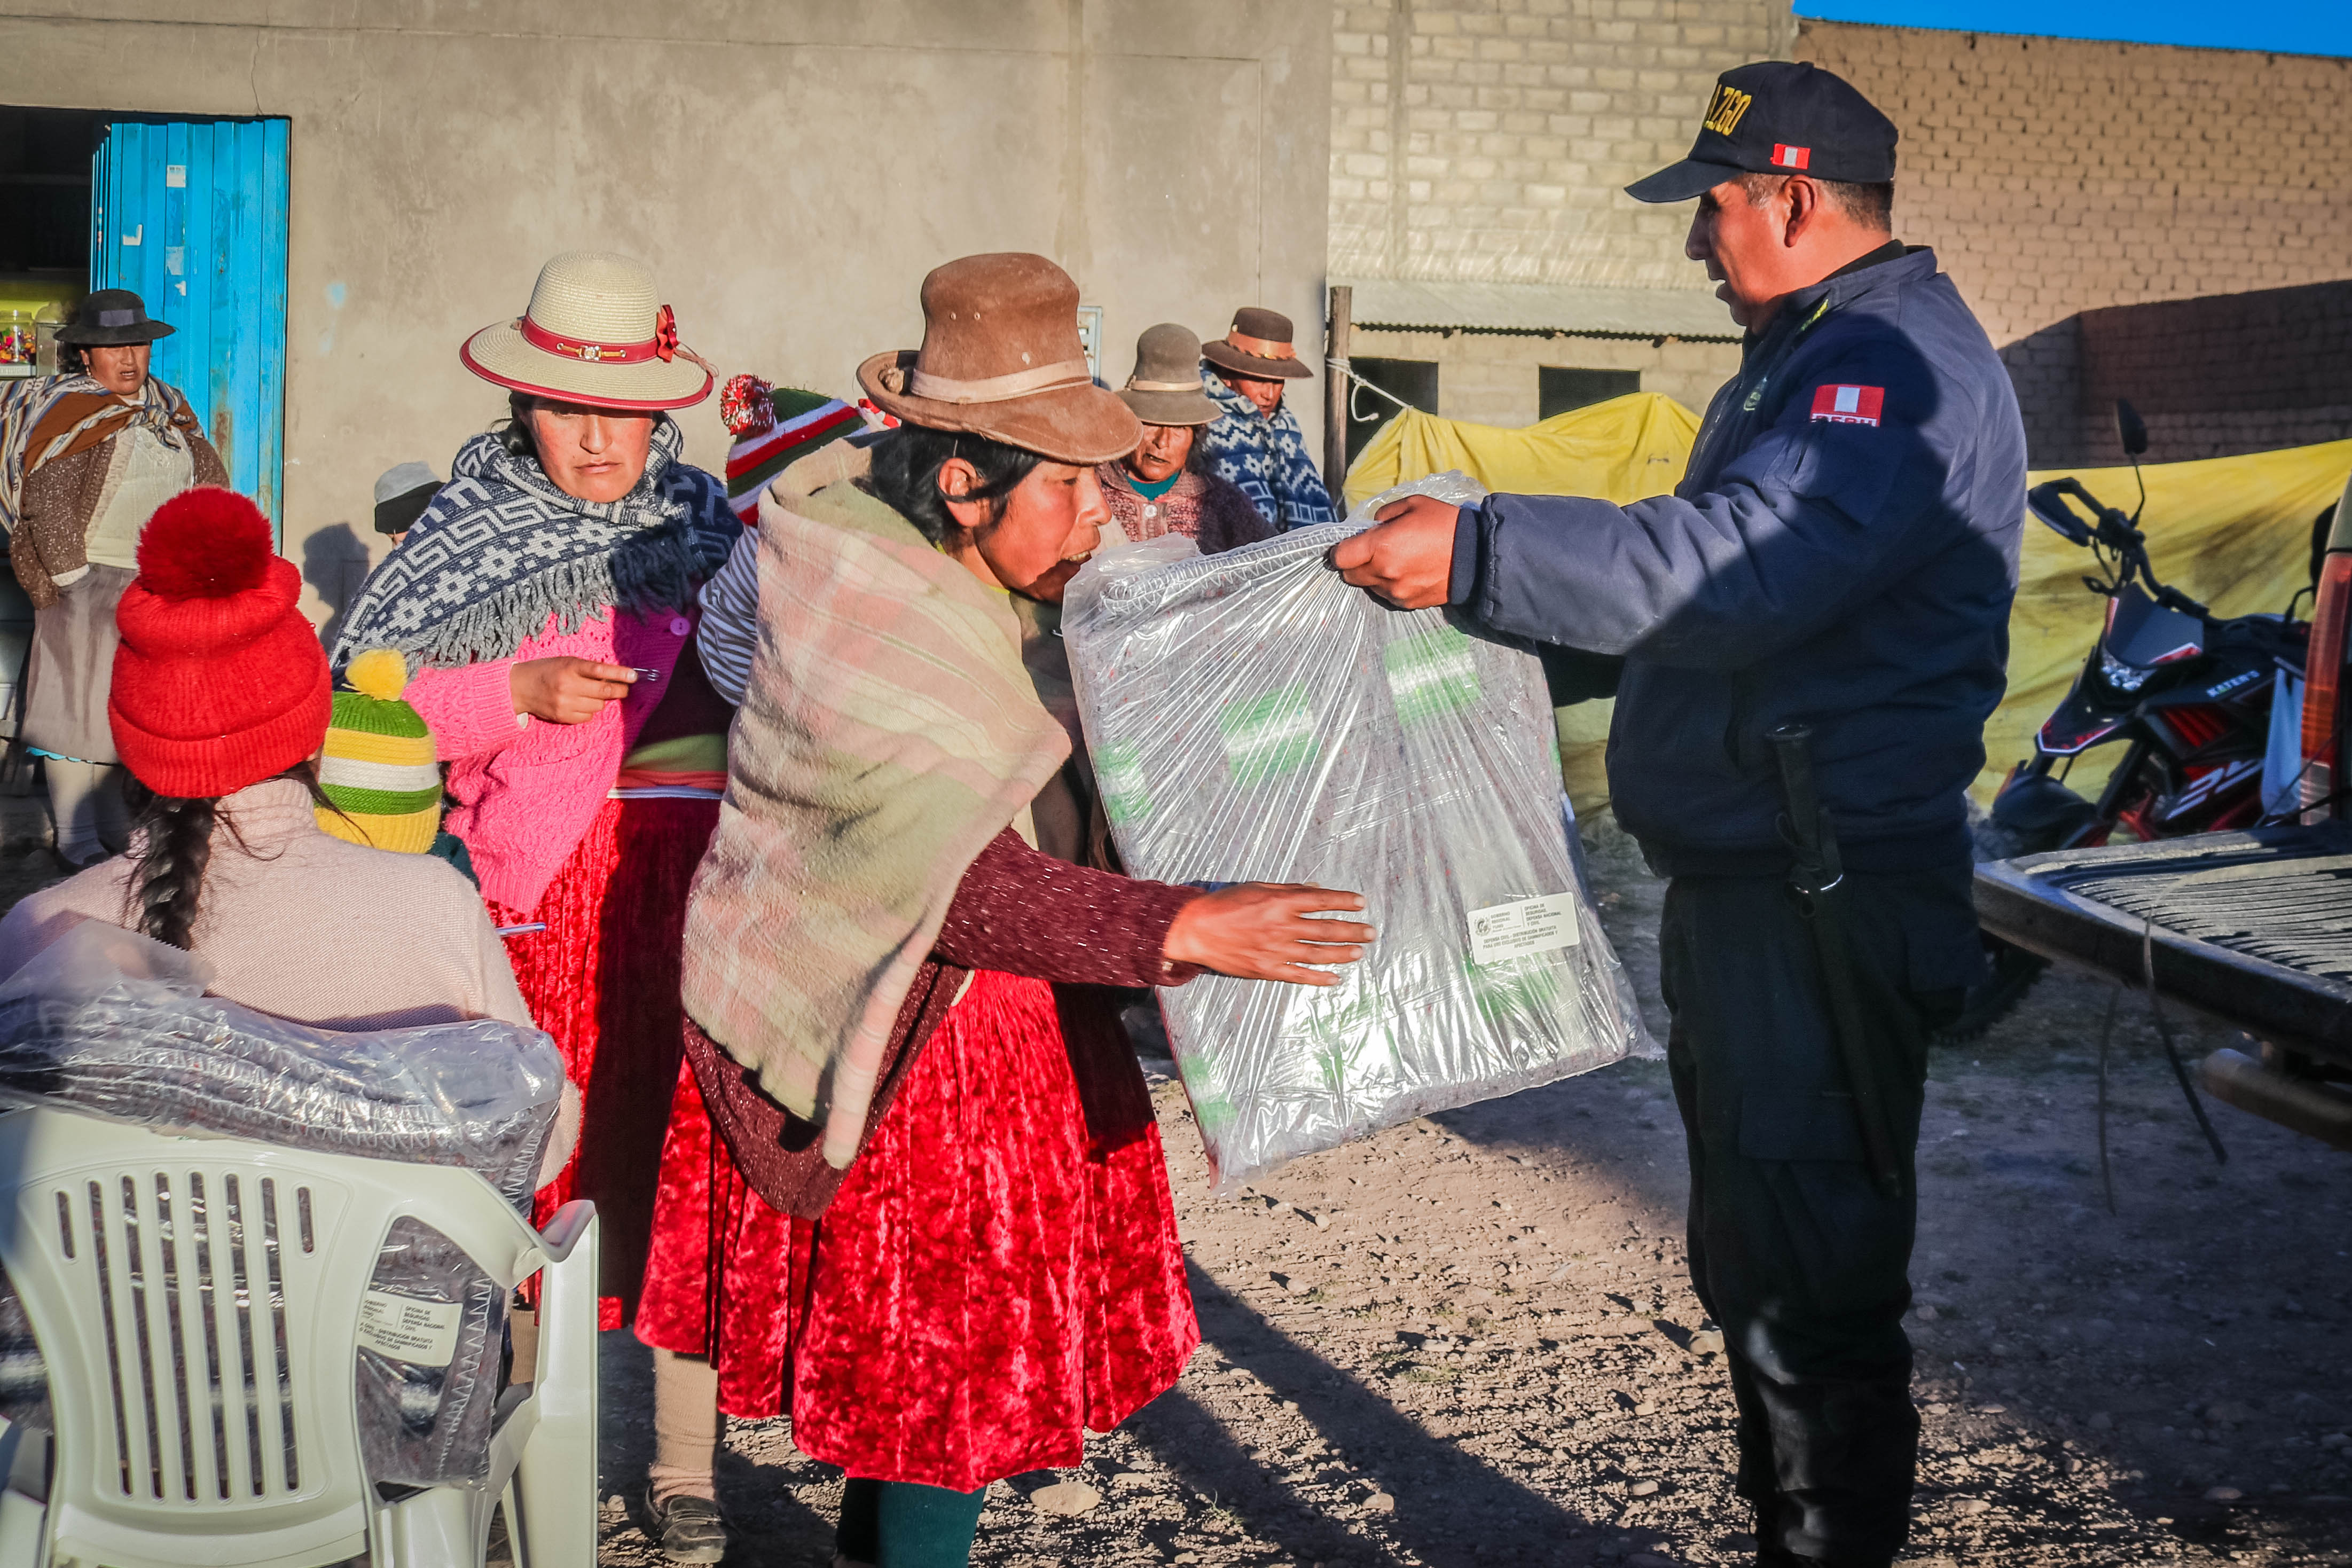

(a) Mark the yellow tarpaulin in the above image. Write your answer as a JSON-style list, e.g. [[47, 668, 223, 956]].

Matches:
[[1342, 398, 2351, 818], [1342, 393, 1699, 510]]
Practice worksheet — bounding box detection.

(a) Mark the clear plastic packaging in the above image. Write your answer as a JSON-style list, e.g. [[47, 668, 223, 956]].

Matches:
[[1064, 472, 1647, 1190], [0, 923, 562, 1209], [0, 922, 565, 1485]]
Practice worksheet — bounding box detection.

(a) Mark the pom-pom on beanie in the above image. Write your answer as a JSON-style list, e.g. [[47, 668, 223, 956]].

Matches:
[[317, 649, 442, 853], [109, 486, 333, 799]]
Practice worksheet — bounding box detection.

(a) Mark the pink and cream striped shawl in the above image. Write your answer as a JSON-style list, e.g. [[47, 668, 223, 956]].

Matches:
[[680, 452, 1070, 1166]]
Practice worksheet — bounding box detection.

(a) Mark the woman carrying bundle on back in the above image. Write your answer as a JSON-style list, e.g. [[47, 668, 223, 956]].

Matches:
[[639, 253, 1376, 1568]]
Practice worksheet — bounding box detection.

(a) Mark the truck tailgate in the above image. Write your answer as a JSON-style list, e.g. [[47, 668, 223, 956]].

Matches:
[[1973, 823, 2352, 1069]]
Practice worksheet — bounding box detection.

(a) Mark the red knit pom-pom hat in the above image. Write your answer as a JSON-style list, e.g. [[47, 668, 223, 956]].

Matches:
[[109, 487, 332, 799]]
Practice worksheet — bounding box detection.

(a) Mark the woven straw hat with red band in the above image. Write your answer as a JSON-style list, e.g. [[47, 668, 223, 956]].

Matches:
[[461, 250, 712, 411], [109, 487, 333, 800]]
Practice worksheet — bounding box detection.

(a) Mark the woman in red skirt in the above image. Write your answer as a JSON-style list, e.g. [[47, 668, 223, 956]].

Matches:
[[637, 253, 1375, 1568], [329, 250, 739, 1354]]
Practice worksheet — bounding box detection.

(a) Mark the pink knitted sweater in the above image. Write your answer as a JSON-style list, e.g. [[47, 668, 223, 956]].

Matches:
[[405, 606, 703, 913]]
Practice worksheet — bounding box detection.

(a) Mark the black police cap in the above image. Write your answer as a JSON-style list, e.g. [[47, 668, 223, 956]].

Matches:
[[1626, 60, 1897, 203]]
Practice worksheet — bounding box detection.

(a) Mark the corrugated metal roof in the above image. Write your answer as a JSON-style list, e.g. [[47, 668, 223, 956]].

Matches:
[[1337, 279, 1740, 342]]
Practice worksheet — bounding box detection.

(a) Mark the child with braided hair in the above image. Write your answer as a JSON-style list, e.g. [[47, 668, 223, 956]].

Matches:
[[0, 485, 575, 1175]]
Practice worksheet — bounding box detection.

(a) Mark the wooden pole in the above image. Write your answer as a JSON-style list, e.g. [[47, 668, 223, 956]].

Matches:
[[1324, 284, 1352, 497]]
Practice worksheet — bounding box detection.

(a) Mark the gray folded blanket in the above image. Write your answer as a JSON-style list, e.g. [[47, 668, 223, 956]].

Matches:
[[0, 921, 566, 1488]]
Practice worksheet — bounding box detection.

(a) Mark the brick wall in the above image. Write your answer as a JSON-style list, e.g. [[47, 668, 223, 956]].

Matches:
[[1797, 19, 2352, 465], [1331, 0, 1792, 289]]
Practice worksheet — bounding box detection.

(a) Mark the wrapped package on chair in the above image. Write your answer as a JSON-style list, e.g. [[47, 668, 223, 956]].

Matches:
[[1062, 472, 1647, 1190], [0, 922, 566, 1486]]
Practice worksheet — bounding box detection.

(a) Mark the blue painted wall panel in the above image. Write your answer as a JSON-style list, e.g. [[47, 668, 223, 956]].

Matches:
[[90, 118, 289, 537]]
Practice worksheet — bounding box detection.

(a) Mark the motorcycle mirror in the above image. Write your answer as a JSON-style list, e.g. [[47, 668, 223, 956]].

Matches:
[[2114, 398, 2149, 458]]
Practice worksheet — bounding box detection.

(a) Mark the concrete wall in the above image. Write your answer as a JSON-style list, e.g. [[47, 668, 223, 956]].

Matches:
[[0, 1, 1331, 623], [1797, 19, 2352, 466], [1349, 325, 1735, 427]]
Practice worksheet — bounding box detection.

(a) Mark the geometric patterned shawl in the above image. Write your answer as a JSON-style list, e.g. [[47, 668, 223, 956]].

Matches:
[[330, 415, 739, 669], [1196, 373, 1339, 533]]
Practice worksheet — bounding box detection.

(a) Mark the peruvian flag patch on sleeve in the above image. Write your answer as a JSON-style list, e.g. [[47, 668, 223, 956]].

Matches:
[[1809, 384, 1885, 427]]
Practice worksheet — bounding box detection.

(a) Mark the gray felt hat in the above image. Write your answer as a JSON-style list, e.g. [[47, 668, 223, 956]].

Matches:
[[1117, 324, 1221, 427], [373, 461, 442, 536]]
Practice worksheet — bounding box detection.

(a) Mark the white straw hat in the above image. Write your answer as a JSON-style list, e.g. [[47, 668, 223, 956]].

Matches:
[[459, 251, 713, 410]]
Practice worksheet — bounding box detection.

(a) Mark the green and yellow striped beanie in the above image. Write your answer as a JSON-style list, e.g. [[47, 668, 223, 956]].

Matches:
[[318, 648, 442, 854]]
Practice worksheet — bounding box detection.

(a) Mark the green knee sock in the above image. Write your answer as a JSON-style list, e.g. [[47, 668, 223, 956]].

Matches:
[[836, 1476, 988, 1567]]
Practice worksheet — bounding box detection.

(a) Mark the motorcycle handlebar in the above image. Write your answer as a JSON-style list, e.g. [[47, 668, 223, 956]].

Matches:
[[2027, 480, 2098, 546], [2033, 479, 2214, 618]]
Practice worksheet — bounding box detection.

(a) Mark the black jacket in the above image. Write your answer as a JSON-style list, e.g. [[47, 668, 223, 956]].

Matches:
[[1449, 247, 2027, 877]]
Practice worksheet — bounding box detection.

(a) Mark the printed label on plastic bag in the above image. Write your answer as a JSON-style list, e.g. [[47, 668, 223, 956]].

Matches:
[[1467, 893, 1581, 965], [359, 1290, 462, 1367]]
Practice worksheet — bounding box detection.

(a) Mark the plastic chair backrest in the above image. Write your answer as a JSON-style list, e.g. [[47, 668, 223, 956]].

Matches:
[[0, 1108, 548, 1568]]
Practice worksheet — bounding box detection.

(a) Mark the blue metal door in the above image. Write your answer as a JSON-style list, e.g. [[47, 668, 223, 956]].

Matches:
[[90, 119, 289, 534]]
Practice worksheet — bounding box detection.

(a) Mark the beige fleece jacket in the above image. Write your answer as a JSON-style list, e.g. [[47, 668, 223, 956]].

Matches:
[[0, 778, 578, 1185]]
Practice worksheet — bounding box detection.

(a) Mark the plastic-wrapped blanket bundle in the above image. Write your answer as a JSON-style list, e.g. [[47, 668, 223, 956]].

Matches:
[[0, 922, 565, 1486], [1063, 473, 1647, 1190]]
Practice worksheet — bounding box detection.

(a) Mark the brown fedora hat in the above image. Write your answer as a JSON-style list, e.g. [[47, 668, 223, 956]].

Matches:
[[1199, 307, 1313, 381], [1117, 322, 1220, 427], [857, 254, 1140, 466]]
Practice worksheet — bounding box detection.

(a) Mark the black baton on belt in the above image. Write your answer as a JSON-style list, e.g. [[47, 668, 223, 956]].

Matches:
[[1768, 724, 1903, 1199]]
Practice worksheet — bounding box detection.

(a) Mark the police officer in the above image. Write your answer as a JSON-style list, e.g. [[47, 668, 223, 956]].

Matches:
[[1333, 61, 2027, 1568]]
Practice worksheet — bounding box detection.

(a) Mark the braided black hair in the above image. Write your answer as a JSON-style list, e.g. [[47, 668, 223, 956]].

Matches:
[[120, 764, 344, 951], [124, 795, 214, 951]]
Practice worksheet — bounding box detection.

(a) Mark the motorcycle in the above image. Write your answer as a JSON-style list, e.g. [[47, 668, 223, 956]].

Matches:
[[1947, 402, 2312, 1037]]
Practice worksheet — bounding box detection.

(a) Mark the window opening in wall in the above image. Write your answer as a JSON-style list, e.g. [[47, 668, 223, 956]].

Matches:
[[1347, 356, 1438, 464], [1540, 366, 1641, 420]]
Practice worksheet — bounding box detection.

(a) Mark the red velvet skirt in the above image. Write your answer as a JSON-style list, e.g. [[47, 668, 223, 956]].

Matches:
[[635, 969, 1199, 1492], [487, 794, 721, 1329]]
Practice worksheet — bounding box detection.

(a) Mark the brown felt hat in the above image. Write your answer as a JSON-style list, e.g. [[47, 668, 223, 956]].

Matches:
[[856, 253, 1140, 465], [1117, 323, 1220, 427], [1199, 306, 1313, 381]]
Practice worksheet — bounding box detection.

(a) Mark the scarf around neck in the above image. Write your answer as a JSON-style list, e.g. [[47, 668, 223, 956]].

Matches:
[[331, 417, 740, 669], [0, 373, 201, 535]]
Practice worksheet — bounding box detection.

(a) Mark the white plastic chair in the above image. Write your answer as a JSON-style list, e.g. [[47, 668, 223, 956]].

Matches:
[[0, 1108, 598, 1568]]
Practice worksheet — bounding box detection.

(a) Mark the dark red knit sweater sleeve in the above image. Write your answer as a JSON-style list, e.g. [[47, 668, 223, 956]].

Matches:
[[933, 828, 1202, 985]]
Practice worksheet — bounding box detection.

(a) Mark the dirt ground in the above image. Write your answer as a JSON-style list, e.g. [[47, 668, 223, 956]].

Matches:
[[586, 819, 2352, 1568]]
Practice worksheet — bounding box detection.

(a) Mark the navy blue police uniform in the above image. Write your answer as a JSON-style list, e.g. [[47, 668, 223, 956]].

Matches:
[[1444, 62, 2027, 1567]]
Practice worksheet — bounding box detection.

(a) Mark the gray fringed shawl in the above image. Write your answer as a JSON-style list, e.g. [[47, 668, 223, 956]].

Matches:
[[331, 417, 740, 669]]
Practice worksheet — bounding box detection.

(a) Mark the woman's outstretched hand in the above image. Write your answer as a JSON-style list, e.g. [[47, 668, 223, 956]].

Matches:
[[1161, 884, 1375, 986], [511, 656, 637, 724]]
